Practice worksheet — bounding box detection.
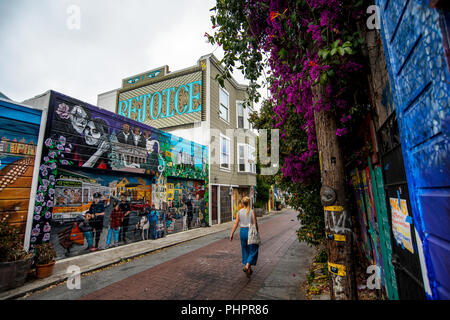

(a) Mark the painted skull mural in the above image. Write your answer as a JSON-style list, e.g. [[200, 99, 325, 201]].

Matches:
[[30, 92, 208, 259]]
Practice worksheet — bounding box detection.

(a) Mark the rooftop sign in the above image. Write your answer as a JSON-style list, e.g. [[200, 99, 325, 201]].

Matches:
[[117, 68, 203, 129]]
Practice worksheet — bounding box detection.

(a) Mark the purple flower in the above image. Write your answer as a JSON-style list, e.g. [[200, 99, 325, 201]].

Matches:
[[42, 233, 51, 241], [46, 200, 54, 208], [49, 175, 55, 182], [33, 214, 41, 221], [49, 188, 55, 195], [45, 138, 53, 147], [31, 226, 40, 237], [59, 136, 67, 145], [43, 223, 51, 233], [36, 193, 45, 203], [57, 144, 64, 150], [65, 148, 71, 153], [61, 160, 69, 165], [34, 205, 42, 214], [49, 151, 56, 159], [49, 162, 57, 170], [43, 156, 50, 162], [30, 237, 37, 243], [42, 169, 48, 177], [56, 103, 71, 119], [45, 211, 52, 219], [336, 128, 348, 136], [42, 179, 50, 188]]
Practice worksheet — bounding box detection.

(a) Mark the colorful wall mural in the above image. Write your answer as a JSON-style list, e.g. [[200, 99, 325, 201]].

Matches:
[[0, 99, 42, 242], [28, 92, 208, 259]]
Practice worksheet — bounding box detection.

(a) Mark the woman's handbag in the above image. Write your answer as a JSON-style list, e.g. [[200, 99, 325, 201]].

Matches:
[[247, 210, 261, 245]]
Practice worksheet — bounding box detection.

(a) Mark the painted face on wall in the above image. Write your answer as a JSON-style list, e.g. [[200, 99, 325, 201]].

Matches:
[[70, 106, 88, 135], [84, 120, 102, 146]]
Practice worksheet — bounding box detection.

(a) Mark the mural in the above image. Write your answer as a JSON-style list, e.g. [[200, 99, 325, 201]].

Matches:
[[0, 102, 42, 241], [29, 92, 209, 259]]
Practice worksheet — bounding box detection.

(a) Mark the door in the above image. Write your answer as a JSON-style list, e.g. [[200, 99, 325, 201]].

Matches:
[[211, 186, 217, 224], [220, 186, 232, 223], [378, 113, 426, 300]]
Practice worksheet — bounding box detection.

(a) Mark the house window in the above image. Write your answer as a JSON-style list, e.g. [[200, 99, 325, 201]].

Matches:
[[237, 102, 244, 129], [220, 134, 230, 170], [219, 87, 229, 122], [248, 145, 256, 173], [236, 101, 253, 129], [237, 143, 256, 173], [238, 144, 246, 172]]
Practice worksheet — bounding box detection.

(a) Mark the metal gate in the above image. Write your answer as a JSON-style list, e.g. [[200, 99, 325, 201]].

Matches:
[[377, 112, 426, 300]]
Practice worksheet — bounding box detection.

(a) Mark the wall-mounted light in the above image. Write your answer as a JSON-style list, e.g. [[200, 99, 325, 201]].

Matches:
[[214, 177, 218, 183]]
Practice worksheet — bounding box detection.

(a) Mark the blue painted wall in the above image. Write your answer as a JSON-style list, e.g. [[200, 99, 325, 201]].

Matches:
[[376, 0, 450, 299]]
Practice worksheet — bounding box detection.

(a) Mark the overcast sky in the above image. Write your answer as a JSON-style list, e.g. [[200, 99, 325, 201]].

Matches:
[[0, 0, 258, 106]]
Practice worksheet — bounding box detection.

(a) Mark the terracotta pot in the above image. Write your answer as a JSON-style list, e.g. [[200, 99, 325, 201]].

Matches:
[[36, 260, 56, 279], [0, 256, 33, 293]]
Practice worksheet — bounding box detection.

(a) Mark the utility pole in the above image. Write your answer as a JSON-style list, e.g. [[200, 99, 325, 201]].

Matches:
[[312, 84, 357, 300]]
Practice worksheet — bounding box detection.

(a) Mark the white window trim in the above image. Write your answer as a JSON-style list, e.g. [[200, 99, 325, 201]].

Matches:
[[248, 144, 256, 174], [236, 100, 253, 130], [219, 86, 230, 123], [237, 143, 257, 174], [236, 100, 244, 129], [237, 143, 247, 172], [220, 133, 231, 171]]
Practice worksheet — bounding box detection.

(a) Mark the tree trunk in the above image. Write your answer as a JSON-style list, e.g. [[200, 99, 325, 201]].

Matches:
[[312, 84, 357, 300]]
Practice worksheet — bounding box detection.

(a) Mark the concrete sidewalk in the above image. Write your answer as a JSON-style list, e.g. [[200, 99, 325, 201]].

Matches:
[[0, 209, 285, 300]]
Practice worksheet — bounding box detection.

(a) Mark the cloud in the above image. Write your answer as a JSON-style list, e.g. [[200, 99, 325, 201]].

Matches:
[[0, 0, 218, 105]]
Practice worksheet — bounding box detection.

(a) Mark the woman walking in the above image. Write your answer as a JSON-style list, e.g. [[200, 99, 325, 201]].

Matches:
[[229, 196, 259, 278]]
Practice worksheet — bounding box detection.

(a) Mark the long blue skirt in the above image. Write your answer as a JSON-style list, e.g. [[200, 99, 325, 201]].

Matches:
[[240, 227, 259, 266]]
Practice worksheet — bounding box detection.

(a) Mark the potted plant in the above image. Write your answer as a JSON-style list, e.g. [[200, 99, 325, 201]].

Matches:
[[33, 243, 57, 279], [0, 215, 34, 293]]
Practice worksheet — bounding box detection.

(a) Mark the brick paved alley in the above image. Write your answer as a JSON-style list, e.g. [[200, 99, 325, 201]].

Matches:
[[22, 209, 316, 300]]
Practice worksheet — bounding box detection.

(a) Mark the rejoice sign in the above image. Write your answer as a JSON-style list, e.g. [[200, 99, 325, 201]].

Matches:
[[118, 80, 202, 123]]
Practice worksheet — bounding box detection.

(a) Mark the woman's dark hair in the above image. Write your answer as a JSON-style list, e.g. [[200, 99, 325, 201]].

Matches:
[[92, 118, 109, 137]]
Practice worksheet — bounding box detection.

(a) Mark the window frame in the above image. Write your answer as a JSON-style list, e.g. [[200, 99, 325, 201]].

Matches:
[[220, 133, 231, 171], [247, 144, 256, 174], [236, 100, 253, 130], [237, 143, 246, 172], [219, 87, 230, 123]]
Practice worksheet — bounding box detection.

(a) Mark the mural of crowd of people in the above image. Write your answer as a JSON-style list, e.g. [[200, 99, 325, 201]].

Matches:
[[51, 100, 208, 177], [30, 93, 209, 259]]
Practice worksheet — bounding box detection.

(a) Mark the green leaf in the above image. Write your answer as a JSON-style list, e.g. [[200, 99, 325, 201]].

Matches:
[[337, 47, 345, 56], [330, 48, 337, 56], [342, 41, 352, 48], [344, 47, 353, 54], [320, 73, 328, 85], [279, 48, 288, 60]]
